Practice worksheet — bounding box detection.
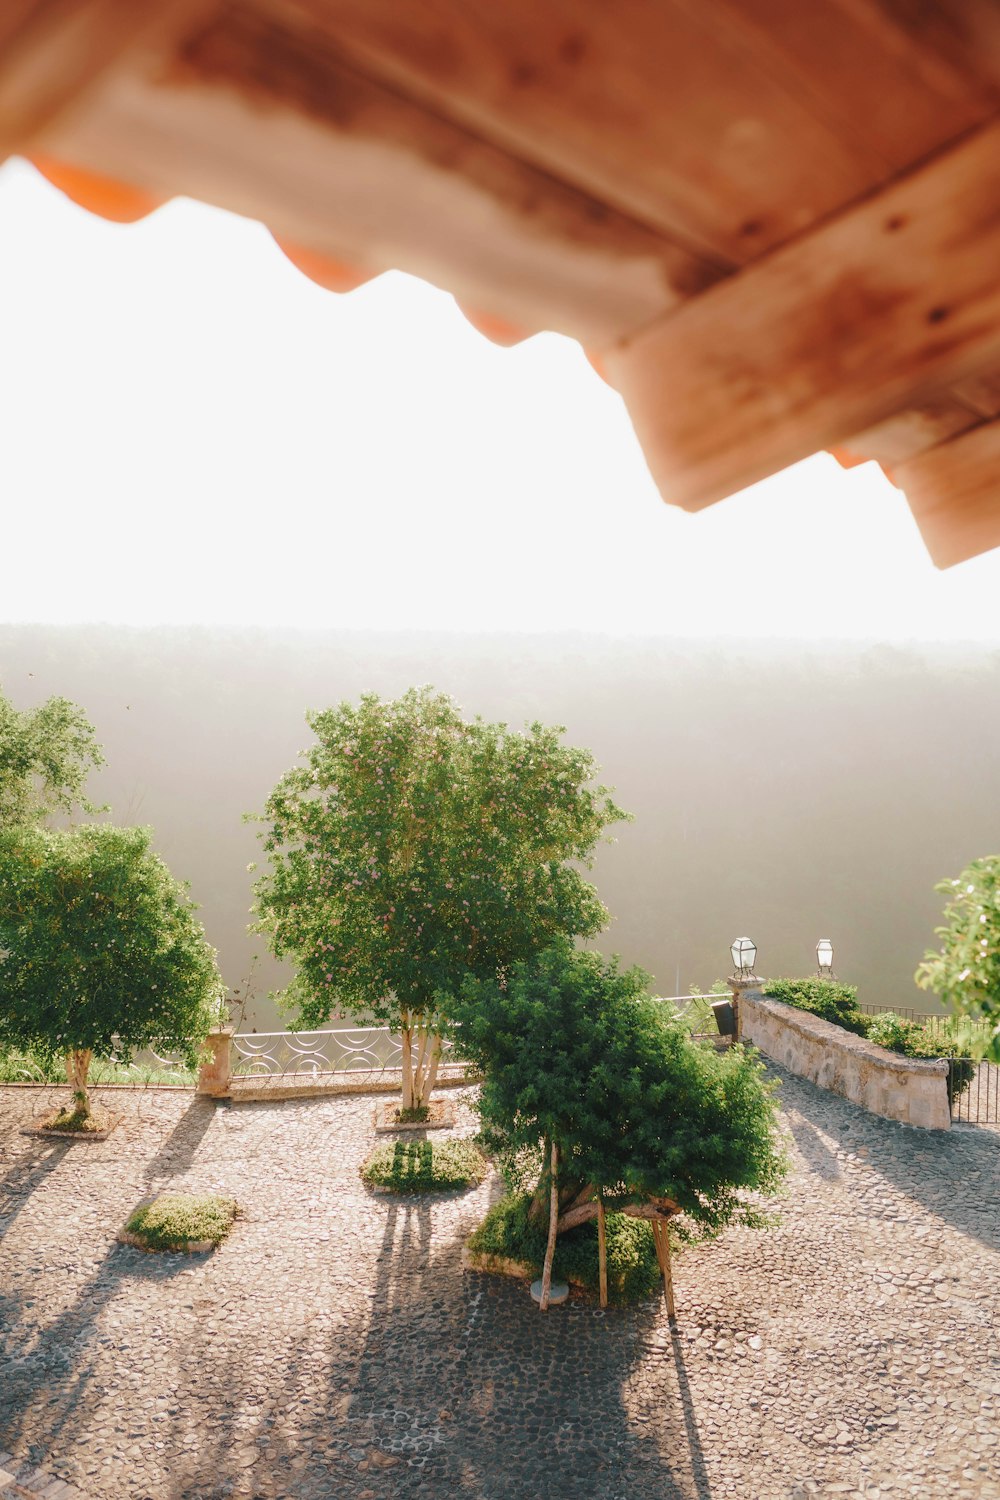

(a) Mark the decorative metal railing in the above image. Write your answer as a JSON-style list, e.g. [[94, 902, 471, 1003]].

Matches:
[[229, 1026, 467, 1092]]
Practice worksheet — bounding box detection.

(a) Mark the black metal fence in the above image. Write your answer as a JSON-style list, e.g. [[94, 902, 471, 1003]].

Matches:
[[859, 1004, 998, 1125], [949, 1058, 1000, 1125]]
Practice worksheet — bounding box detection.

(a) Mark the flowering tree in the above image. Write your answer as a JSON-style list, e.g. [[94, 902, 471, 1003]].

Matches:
[[251, 687, 628, 1112], [0, 824, 224, 1120], [916, 857, 1000, 1062], [0, 688, 105, 831], [449, 942, 786, 1307]]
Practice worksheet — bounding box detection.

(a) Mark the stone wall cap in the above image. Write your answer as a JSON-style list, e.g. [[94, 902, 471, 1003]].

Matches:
[[744, 994, 949, 1076]]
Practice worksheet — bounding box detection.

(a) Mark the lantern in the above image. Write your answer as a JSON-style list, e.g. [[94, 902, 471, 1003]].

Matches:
[[730, 937, 757, 979]]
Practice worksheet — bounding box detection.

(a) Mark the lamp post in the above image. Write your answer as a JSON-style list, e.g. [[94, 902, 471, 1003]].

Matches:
[[816, 939, 835, 979], [715, 937, 760, 1043], [731, 936, 758, 980]]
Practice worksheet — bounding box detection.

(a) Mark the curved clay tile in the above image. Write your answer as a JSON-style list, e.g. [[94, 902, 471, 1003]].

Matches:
[[271, 236, 374, 294], [583, 348, 615, 389], [29, 156, 163, 223], [454, 303, 531, 348]]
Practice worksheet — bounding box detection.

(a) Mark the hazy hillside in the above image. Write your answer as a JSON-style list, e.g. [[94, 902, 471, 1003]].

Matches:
[[3, 625, 998, 1029]]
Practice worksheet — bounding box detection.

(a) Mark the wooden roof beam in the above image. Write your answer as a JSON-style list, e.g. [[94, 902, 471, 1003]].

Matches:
[[604, 118, 1000, 513], [16, 2, 717, 346], [0, 0, 205, 160], [895, 420, 1000, 569]]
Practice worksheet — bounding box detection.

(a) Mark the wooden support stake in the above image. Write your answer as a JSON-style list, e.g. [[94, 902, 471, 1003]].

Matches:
[[597, 1196, 608, 1310], [652, 1219, 676, 1320], [539, 1140, 559, 1312]]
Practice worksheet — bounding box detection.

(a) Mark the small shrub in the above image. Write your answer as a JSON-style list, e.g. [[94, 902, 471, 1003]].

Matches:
[[763, 977, 869, 1036], [43, 1104, 112, 1134], [396, 1105, 429, 1125], [866, 1012, 976, 1103], [361, 1138, 486, 1192], [467, 1193, 662, 1305], [122, 1193, 237, 1251]]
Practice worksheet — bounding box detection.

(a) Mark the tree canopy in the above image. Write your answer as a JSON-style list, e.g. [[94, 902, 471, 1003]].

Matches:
[[916, 856, 1000, 1062], [0, 823, 223, 1114], [449, 941, 786, 1238], [251, 687, 628, 1107], [0, 688, 105, 831]]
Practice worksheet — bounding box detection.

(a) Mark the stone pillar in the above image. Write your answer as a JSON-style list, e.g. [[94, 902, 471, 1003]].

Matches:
[[197, 1027, 233, 1098], [726, 977, 764, 1044]]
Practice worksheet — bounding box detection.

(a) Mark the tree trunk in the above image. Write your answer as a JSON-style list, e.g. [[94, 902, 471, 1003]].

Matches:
[[400, 1013, 414, 1111], [539, 1140, 560, 1311], [65, 1049, 92, 1119], [416, 1032, 442, 1108], [399, 1017, 443, 1111]]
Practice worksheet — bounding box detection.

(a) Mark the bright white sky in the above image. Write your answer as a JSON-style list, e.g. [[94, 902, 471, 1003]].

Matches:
[[2, 156, 999, 640]]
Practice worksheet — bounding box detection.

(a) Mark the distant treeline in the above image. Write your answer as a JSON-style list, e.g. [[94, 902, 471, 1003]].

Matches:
[[3, 625, 997, 1027]]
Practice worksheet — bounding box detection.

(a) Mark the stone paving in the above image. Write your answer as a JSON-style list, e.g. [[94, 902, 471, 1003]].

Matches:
[[0, 1069, 997, 1500]]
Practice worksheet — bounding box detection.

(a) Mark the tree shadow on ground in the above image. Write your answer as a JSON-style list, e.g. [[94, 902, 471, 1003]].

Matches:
[[0, 1239, 192, 1480], [781, 1109, 843, 1182], [767, 1065, 1000, 1253], [0, 1137, 69, 1243], [342, 1195, 714, 1500], [138, 1094, 219, 1183]]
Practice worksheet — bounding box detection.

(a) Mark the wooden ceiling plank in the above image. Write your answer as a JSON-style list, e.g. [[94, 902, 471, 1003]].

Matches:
[[278, 0, 888, 264], [0, 0, 208, 160], [863, 0, 1000, 97], [706, 0, 997, 169], [29, 5, 716, 344], [833, 398, 981, 469], [895, 420, 1000, 569], [603, 119, 1000, 513], [950, 370, 1000, 420]]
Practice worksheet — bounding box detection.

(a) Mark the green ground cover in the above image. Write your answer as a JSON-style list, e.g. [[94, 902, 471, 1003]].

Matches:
[[122, 1193, 238, 1251], [360, 1138, 487, 1192], [467, 1193, 662, 1305]]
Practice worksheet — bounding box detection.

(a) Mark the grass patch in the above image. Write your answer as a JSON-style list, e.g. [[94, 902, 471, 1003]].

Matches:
[[361, 1138, 486, 1192], [0, 1045, 195, 1087], [122, 1193, 238, 1251], [467, 1193, 663, 1305]]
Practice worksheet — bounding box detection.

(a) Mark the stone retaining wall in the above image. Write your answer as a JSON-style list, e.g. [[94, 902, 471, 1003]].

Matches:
[[740, 992, 951, 1130]]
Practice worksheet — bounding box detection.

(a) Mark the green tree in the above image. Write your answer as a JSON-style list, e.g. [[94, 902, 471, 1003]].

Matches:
[[251, 687, 628, 1111], [0, 824, 224, 1120], [916, 857, 1000, 1062], [448, 942, 786, 1305], [0, 688, 105, 830]]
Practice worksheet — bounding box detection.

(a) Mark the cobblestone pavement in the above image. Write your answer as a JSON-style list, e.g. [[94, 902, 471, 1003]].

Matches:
[[0, 1069, 997, 1500]]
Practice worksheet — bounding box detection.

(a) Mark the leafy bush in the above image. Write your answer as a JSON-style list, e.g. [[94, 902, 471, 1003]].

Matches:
[[916, 857, 1000, 1062], [866, 1012, 976, 1103], [763, 977, 869, 1037], [450, 942, 787, 1240], [467, 1192, 662, 1305], [672, 984, 728, 1036], [122, 1193, 237, 1251], [360, 1138, 487, 1193]]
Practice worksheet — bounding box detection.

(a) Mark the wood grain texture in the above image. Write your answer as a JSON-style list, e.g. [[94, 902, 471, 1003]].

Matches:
[[32, 2, 715, 343], [281, 0, 895, 263], [896, 420, 1000, 569], [834, 398, 982, 469], [0, 0, 206, 158], [604, 119, 1000, 512]]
